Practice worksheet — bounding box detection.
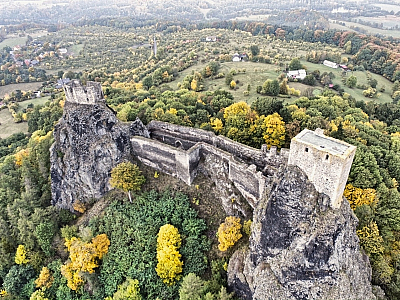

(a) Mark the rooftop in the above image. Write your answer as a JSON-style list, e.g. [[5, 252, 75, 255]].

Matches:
[[298, 130, 350, 155]]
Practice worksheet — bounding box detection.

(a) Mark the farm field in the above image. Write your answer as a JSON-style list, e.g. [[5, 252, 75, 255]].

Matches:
[[301, 61, 394, 103], [0, 109, 28, 139], [329, 19, 400, 38], [0, 36, 27, 49], [0, 82, 43, 98]]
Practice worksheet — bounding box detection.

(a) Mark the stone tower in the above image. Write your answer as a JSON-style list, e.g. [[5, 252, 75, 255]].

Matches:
[[63, 80, 105, 104], [288, 128, 356, 208]]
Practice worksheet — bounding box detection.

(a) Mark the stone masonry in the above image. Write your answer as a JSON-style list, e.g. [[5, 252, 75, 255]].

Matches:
[[52, 80, 356, 210]]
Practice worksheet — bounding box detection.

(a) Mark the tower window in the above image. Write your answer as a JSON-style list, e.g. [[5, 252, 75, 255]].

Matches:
[[305, 147, 308, 152], [325, 154, 329, 160]]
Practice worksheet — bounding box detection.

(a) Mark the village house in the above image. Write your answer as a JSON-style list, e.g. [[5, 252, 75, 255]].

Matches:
[[287, 69, 307, 80], [323, 60, 338, 69]]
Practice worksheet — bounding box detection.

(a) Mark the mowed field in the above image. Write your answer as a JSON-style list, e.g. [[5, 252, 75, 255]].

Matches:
[[301, 61, 394, 103], [0, 109, 28, 139], [329, 19, 400, 38], [0, 82, 43, 98], [0, 96, 50, 138]]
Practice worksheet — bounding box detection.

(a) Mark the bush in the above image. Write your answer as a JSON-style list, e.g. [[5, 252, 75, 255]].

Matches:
[[218, 217, 242, 252]]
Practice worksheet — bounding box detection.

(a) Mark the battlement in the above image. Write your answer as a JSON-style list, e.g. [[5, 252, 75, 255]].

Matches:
[[63, 80, 105, 104]]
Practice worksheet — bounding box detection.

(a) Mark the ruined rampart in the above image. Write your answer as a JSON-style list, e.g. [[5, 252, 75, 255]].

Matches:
[[133, 121, 290, 207]]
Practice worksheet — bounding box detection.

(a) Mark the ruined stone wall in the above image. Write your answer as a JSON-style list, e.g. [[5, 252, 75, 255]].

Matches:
[[64, 80, 105, 104], [131, 133, 276, 208], [147, 121, 289, 172]]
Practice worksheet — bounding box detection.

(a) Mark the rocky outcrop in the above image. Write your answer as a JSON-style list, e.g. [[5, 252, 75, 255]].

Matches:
[[50, 102, 148, 209], [228, 166, 377, 300]]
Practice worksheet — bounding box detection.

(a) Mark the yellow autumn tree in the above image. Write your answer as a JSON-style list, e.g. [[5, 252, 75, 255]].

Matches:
[[35, 266, 54, 288], [218, 216, 242, 252], [357, 221, 384, 257], [263, 112, 285, 149], [61, 234, 110, 290], [110, 162, 146, 202], [191, 79, 198, 91], [29, 289, 49, 300], [15, 245, 29, 265], [14, 148, 29, 166], [343, 184, 376, 210], [230, 80, 236, 89], [155, 224, 183, 285], [210, 118, 223, 133]]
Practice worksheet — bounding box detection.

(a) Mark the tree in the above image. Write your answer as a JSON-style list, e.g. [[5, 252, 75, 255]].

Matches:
[[155, 224, 183, 285], [110, 162, 146, 202], [3, 265, 36, 297], [30, 289, 49, 300], [289, 57, 302, 70], [112, 278, 142, 300], [15, 244, 29, 265], [230, 80, 236, 89], [343, 184, 376, 210], [251, 97, 283, 116], [218, 216, 242, 252], [346, 75, 357, 88], [61, 234, 110, 290], [263, 113, 286, 149], [35, 266, 53, 289], [250, 45, 260, 56], [225, 73, 233, 86], [262, 79, 280, 96], [179, 273, 205, 300], [357, 221, 384, 257], [219, 286, 234, 300]]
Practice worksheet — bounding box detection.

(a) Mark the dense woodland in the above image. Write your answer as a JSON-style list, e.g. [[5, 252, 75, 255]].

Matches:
[[1, 18, 400, 300]]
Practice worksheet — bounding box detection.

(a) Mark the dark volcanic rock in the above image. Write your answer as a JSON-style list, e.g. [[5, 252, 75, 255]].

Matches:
[[228, 166, 376, 300], [50, 102, 148, 209]]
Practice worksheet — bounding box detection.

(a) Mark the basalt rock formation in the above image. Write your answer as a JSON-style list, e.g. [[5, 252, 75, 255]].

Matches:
[[227, 166, 377, 300], [50, 101, 148, 209]]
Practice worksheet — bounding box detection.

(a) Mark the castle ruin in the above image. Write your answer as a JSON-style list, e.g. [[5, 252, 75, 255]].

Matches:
[[59, 81, 356, 209]]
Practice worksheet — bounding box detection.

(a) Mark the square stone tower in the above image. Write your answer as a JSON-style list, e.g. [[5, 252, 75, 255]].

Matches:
[[63, 80, 105, 104], [288, 128, 356, 208]]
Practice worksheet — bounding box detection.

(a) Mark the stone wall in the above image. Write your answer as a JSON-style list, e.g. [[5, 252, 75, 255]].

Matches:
[[64, 80, 105, 104], [147, 121, 289, 172], [131, 123, 288, 208], [288, 129, 356, 208]]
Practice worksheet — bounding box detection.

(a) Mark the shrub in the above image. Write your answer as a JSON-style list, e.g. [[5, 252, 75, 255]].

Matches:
[[218, 217, 242, 251]]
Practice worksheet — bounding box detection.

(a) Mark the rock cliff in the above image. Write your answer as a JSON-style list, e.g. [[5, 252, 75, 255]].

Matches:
[[50, 102, 148, 209], [227, 166, 377, 300]]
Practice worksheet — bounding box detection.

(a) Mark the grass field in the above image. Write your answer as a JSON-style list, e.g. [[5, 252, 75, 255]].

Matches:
[[176, 61, 286, 105], [329, 20, 400, 38], [0, 109, 28, 139], [17, 96, 50, 110], [0, 96, 50, 138], [0, 36, 27, 49], [0, 82, 43, 98], [301, 61, 394, 103]]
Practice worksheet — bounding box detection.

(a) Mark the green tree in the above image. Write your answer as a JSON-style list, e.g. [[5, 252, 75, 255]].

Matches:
[[179, 273, 205, 300], [262, 79, 280, 96], [250, 45, 260, 56], [346, 75, 357, 88], [109, 162, 146, 202], [288, 57, 302, 70], [112, 278, 142, 300]]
